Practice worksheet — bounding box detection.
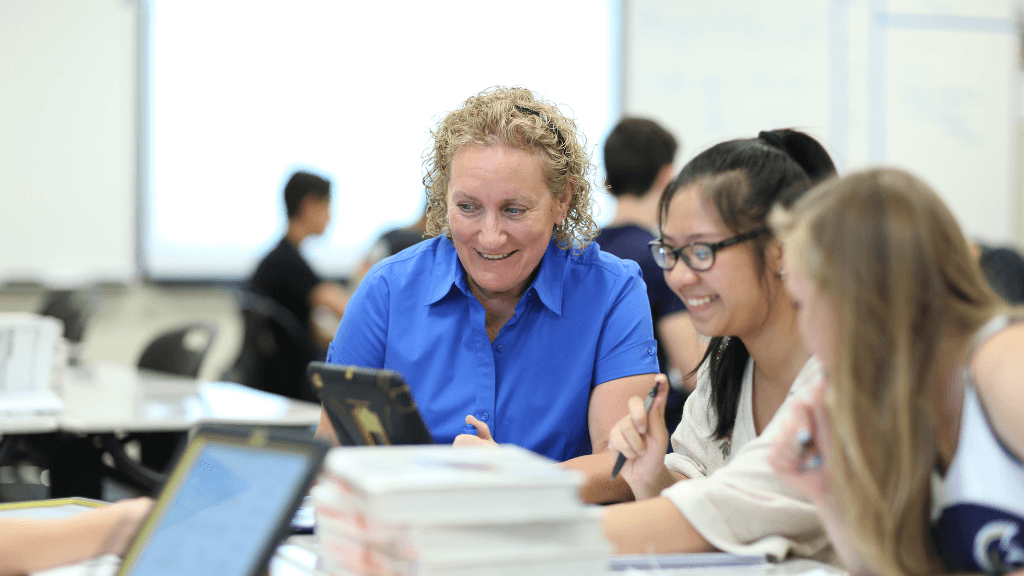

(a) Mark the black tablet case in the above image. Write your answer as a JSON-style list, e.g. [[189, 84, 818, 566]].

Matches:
[[308, 362, 435, 446]]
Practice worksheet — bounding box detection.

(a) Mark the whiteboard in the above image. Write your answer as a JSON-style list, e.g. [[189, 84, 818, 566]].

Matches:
[[141, 0, 619, 281], [624, 0, 1020, 244], [1, 0, 1020, 288], [0, 0, 137, 287]]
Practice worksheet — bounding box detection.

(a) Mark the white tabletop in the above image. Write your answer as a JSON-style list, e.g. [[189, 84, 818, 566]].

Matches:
[[54, 361, 321, 434], [0, 414, 60, 434], [1, 361, 321, 436]]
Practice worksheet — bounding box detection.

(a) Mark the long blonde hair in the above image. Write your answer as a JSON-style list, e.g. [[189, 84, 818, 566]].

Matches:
[[774, 168, 1004, 576]]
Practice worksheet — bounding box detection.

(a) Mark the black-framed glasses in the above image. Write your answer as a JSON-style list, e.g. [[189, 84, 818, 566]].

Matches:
[[648, 227, 770, 272]]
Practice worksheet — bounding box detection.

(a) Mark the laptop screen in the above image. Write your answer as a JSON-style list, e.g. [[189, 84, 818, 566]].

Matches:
[[118, 427, 327, 576]]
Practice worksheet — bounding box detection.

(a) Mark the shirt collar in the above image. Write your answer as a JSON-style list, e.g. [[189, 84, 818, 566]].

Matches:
[[424, 236, 566, 316], [424, 236, 463, 305], [529, 239, 565, 315]]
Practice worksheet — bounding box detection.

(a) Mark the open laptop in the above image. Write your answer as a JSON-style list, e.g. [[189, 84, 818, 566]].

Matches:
[[115, 424, 329, 576], [308, 362, 434, 446]]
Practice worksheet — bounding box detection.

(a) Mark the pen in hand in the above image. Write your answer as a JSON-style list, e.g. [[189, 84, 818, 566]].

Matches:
[[796, 428, 822, 472], [611, 381, 660, 480]]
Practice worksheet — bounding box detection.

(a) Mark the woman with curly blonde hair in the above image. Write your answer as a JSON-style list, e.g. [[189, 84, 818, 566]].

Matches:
[[770, 167, 1024, 576], [318, 86, 660, 470]]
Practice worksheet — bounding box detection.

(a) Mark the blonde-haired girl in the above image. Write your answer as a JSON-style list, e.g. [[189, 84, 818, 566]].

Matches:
[[770, 167, 1024, 576]]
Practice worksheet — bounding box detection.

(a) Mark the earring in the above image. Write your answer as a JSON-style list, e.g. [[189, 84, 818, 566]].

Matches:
[[779, 269, 786, 281]]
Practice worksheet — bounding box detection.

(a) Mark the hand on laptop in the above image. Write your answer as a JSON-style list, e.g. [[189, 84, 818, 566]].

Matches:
[[105, 497, 155, 556], [0, 496, 153, 576], [453, 415, 498, 448]]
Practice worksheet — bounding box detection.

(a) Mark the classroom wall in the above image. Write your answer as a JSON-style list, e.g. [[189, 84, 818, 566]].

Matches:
[[0, 0, 137, 287], [1, 0, 1022, 288], [622, 0, 1024, 249]]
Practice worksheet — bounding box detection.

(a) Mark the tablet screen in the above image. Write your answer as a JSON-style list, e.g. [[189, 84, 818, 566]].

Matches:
[[119, 441, 312, 576]]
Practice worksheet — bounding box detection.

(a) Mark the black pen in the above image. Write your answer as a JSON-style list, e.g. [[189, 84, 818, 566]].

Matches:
[[611, 381, 659, 479]]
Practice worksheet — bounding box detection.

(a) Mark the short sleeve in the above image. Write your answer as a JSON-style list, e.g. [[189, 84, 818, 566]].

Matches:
[[664, 361, 718, 478], [326, 268, 390, 368], [660, 358, 833, 561], [593, 264, 659, 385]]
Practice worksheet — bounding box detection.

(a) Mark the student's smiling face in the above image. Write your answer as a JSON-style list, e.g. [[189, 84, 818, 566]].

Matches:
[[446, 144, 570, 302], [660, 185, 773, 339]]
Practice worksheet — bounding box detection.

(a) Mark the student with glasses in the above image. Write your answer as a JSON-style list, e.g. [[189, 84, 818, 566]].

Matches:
[[598, 130, 841, 560]]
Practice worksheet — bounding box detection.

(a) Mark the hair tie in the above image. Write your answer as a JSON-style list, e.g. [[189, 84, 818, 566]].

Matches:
[[515, 104, 569, 159], [758, 130, 785, 150]]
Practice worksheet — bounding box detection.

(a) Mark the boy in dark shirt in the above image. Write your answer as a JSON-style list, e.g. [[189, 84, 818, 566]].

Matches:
[[595, 118, 705, 430]]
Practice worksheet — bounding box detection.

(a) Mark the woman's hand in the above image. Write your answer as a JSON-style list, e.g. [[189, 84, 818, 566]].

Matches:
[[768, 379, 831, 502], [607, 375, 675, 500], [453, 415, 499, 448]]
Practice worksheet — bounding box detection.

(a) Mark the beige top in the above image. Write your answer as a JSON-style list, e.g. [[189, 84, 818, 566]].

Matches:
[[661, 356, 836, 563]]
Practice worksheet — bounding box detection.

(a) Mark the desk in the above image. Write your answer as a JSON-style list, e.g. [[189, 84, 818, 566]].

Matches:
[[1, 361, 322, 499], [58, 362, 321, 433], [32, 539, 847, 576], [14, 505, 847, 576]]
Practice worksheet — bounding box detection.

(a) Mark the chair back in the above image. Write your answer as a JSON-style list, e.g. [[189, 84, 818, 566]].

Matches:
[[37, 289, 96, 364], [137, 322, 218, 378], [221, 289, 320, 402]]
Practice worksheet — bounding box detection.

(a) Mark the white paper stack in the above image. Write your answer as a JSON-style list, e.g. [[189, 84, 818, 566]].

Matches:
[[312, 444, 610, 576], [0, 314, 65, 419]]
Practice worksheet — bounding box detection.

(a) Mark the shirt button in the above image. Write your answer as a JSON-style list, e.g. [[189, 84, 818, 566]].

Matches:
[[480, 412, 489, 421], [647, 347, 655, 356], [496, 344, 504, 352]]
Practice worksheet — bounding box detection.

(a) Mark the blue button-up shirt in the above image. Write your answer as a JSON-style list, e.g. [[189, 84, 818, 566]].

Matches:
[[327, 235, 658, 462]]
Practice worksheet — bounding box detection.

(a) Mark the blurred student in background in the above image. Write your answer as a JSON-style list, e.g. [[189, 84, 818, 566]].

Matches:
[[318, 87, 658, 482], [599, 130, 839, 562], [250, 170, 349, 350], [972, 241, 1024, 304], [355, 202, 429, 284], [597, 118, 704, 433], [770, 168, 1024, 576]]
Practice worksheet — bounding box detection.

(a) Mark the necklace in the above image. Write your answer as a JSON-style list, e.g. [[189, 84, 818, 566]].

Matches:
[[486, 323, 500, 340]]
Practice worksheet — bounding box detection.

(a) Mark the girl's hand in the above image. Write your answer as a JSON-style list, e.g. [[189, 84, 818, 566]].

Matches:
[[768, 380, 831, 502], [607, 375, 673, 499]]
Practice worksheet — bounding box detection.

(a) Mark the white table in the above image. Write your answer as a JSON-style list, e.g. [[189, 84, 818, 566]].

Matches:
[[29, 531, 848, 576], [58, 361, 321, 433], [1, 361, 322, 498]]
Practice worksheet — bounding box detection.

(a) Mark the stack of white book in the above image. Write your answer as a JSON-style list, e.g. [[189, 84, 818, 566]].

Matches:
[[312, 444, 610, 576]]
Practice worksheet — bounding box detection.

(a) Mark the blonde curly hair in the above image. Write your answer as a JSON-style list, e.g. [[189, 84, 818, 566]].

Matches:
[[422, 86, 598, 249]]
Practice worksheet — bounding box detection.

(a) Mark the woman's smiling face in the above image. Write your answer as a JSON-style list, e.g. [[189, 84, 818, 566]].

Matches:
[[446, 144, 569, 302], [660, 185, 774, 339]]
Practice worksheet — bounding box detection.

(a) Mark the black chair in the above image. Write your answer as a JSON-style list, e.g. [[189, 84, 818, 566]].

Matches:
[[0, 435, 52, 502], [37, 289, 97, 364], [137, 322, 218, 378], [221, 289, 321, 403], [99, 322, 219, 495]]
